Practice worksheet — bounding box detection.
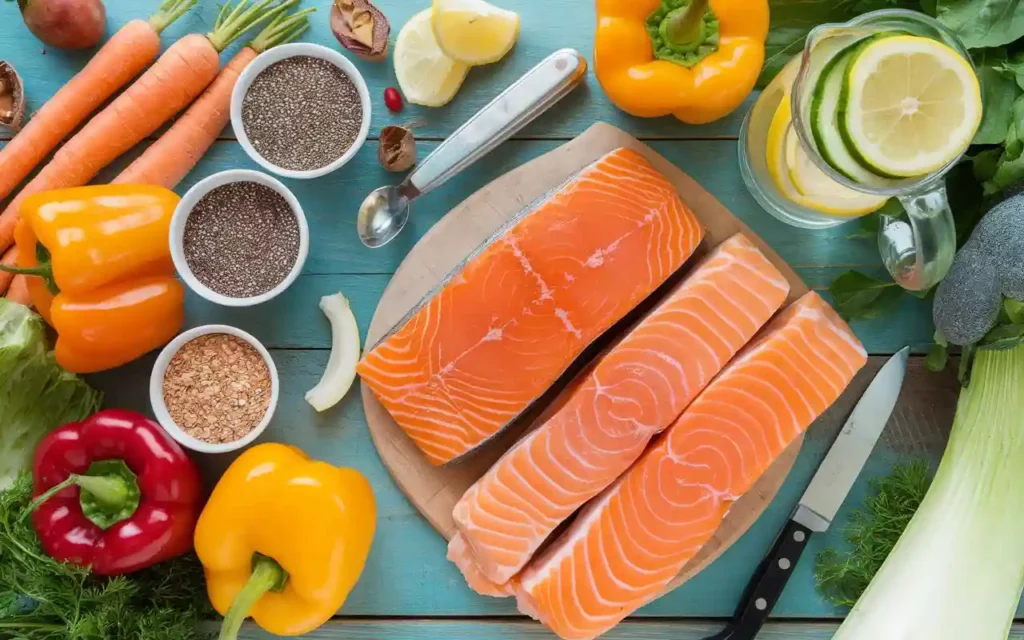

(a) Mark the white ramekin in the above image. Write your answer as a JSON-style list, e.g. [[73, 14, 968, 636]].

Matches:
[[171, 169, 309, 307], [150, 325, 279, 454], [230, 42, 371, 179]]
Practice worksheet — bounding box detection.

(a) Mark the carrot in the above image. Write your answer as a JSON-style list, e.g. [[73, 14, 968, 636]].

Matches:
[[0, 0, 197, 203], [0, 247, 17, 295], [113, 8, 312, 188], [0, 0, 293, 253], [6, 275, 31, 306]]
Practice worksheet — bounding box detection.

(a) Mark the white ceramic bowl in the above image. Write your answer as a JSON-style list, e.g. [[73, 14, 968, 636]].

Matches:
[[230, 42, 371, 179], [171, 169, 309, 307], [150, 325, 279, 454]]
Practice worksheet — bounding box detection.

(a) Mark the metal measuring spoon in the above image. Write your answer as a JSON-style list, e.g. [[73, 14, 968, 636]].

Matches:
[[357, 48, 587, 248]]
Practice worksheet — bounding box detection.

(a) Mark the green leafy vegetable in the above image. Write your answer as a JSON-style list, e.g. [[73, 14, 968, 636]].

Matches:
[[759, 0, 926, 87], [0, 474, 214, 640], [936, 0, 1024, 49], [0, 300, 101, 490], [828, 271, 906, 320], [815, 461, 933, 609], [972, 49, 1018, 145]]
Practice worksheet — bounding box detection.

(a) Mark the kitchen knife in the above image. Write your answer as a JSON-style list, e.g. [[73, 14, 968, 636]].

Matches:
[[701, 346, 910, 640]]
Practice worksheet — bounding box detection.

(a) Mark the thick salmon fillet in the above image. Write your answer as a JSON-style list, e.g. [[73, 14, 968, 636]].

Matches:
[[357, 148, 705, 465], [516, 292, 868, 640], [448, 234, 791, 591]]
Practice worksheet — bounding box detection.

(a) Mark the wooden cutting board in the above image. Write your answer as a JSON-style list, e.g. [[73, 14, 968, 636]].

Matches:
[[361, 122, 809, 592]]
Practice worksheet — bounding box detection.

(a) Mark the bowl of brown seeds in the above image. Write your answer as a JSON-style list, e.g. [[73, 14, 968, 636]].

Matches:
[[231, 42, 371, 179], [171, 169, 309, 307], [149, 325, 279, 454]]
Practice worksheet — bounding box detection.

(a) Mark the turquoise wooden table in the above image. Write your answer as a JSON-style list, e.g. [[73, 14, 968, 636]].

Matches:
[[0, 0, 981, 637]]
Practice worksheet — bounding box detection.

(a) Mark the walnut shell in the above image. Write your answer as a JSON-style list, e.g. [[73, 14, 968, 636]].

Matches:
[[0, 61, 26, 131], [331, 0, 390, 63]]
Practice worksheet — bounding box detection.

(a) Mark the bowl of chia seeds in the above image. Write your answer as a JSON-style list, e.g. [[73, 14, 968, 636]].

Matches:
[[171, 169, 309, 307], [231, 42, 371, 179]]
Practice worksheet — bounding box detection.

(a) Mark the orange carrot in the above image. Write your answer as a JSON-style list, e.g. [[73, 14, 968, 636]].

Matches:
[[113, 8, 312, 188], [6, 275, 31, 306], [0, 0, 293, 252], [0, 0, 197, 202], [0, 247, 17, 295]]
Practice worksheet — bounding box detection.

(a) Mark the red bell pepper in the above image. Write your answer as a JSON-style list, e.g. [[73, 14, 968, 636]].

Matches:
[[29, 409, 203, 575]]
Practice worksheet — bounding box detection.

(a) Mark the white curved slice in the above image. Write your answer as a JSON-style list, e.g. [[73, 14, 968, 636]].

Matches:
[[306, 292, 361, 412]]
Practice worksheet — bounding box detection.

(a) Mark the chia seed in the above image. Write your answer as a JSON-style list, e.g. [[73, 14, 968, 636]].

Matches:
[[183, 181, 300, 298], [241, 55, 363, 171]]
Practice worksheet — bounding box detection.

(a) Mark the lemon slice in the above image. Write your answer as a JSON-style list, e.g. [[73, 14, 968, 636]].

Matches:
[[394, 9, 470, 107], [432, 0, 520, 65], [839, 35, 982, 178], [768, 98, 888, 217]]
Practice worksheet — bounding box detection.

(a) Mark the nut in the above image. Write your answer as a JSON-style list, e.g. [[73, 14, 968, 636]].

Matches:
[[331, 0, 390, 63], [378, 125, 416, 172], [0, 61, 26, 131]]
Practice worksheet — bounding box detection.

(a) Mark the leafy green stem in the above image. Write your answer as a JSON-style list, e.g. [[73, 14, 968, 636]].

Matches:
[[249, 4, 314, 52], [150, 0, 198, 34], [208, 0, 293, 52]]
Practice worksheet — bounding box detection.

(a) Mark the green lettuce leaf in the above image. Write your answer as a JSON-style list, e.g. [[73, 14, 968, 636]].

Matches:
[[0, 300, 101, 489]]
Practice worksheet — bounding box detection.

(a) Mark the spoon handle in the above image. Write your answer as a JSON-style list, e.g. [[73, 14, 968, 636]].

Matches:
[[405, 49, 587, 198]]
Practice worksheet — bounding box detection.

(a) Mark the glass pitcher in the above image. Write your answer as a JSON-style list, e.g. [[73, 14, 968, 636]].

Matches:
[[739, 9, 978, 291]]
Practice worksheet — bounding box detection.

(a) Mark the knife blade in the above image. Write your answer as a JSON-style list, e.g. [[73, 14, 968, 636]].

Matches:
[[701, 346, 910, 640]]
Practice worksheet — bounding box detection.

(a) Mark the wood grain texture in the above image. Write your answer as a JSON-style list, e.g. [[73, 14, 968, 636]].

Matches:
[[361, 124, 809, 598], [237, 619, 1024, 639], [0, 0, 750, 143]]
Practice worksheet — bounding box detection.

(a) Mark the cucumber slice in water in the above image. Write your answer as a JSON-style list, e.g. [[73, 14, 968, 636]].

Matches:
[[810, 33, 899, 185]]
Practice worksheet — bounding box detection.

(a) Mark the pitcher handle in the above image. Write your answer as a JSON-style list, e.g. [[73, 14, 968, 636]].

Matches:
[[880, 186, 957, 291]]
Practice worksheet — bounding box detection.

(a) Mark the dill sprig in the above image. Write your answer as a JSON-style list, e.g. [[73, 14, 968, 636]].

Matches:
[[814, 460, 933, 609], [0, 473, 215, 640]]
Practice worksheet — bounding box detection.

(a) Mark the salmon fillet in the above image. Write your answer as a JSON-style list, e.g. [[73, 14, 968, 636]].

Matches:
[[357, 148, 705, 465], [516, 292, 867, 640], [448, 234, 791, 591]]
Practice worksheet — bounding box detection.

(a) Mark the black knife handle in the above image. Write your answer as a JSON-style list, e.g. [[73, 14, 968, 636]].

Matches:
[[714, 519, 813, 640]]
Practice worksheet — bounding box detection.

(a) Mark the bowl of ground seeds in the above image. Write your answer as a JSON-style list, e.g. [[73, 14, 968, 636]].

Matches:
[[171, 169, 309, 307], [231, 42, 371, 179], [150, 325, 279, 454]]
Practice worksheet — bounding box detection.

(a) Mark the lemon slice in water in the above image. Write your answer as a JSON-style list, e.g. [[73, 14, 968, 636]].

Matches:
[[839, 35, 982, 178], [394, 9, 470, 107], [432, 0, 520, 66], [768, 98, 888, 217]]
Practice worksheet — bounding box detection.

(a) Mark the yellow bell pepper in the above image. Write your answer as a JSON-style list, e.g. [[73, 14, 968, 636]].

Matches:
[[595, 0, 769, 124], [194, 444, 376, 639]]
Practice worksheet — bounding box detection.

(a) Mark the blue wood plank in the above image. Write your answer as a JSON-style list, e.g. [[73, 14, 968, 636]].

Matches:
[[237, 620, 1024, 639], [0, 0, 751, 143]]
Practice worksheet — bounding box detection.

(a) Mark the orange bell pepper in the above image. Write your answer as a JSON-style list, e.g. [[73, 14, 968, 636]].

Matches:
[[1, 185, 185, 373], [595, 0, 769, 124], [194, 444, 376, 639]]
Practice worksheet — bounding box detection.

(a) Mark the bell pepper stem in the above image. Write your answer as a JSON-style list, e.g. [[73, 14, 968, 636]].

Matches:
[[663, 0, 710, 49], [0, 264, 49, 277], [218, 555, 289, 640], [23, 460, 141, 530]]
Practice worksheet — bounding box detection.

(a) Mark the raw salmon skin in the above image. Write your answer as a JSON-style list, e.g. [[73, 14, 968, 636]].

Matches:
[[357, 148, 704, 465], [517, 292, 867, 640], [448, 234, 791, 592]]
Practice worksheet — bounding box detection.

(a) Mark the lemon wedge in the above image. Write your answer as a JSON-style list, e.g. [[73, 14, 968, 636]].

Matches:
[[839, 35, 982, 178], [768, 97, 888, 217], [394, 9, 470, 107], [432, 0, 520, 65]]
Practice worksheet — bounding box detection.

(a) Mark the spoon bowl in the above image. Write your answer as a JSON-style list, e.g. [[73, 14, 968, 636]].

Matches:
[[358, 186, 411, 248]]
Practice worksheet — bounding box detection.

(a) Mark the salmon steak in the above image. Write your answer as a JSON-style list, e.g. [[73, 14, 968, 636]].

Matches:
[[516, 292, 868, 640], [357, 148, 705, 466], [448, 234, 791, 591]]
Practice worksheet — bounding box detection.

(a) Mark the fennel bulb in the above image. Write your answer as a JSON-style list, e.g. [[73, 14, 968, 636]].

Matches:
[[834, 343, 1024, 640]]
